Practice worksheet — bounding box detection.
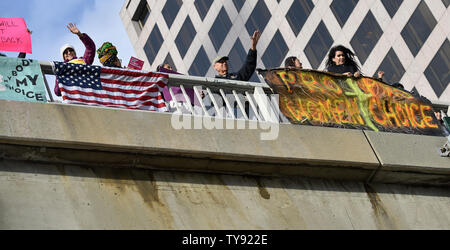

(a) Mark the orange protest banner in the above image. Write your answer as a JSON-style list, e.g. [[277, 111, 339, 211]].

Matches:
[[259, 68, 443, 136]]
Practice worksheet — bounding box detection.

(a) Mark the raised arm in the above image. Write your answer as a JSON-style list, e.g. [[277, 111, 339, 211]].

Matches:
[[67, 23, 96, 65]]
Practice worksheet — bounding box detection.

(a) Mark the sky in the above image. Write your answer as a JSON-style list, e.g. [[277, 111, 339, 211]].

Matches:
[[0, 0, 136, 101]]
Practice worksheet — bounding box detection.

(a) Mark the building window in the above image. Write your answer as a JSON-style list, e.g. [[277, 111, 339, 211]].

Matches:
[[262, 30, 288, 68], [143, 24, 164, 65], [232, 0, 245, 12], [228, 39, 246, 74], [245, 0, 271, 35], [162, 0, 183, 29], [304, 21, 334, 69], [132, 0, 151, 34], [350, 10, 383, 65], [208, 7, 232, 52], [330, 0, 358, 27], [401, 1, 437, 57], [375, 48, 405, 84], [424, 39, 450, 98], [175, 16, 197, 58], [189, 46, 210, 77], [195, 0, 213, 21], [381, 0, 403, 18], [286, 0, 315, 36]]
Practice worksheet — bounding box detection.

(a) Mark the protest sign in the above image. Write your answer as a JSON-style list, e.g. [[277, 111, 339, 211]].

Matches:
[[128, 56, 144, 70], [0, 57, 47, 102], [0, 17, 32, 54], [260, 68, 443, 136]]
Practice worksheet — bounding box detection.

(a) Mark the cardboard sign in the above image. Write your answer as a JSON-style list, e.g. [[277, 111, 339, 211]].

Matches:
[[0, 57, 47, 102], [127, 56, 144, 70], [260, 68, 444, 136], [0, 17, 32, 54]]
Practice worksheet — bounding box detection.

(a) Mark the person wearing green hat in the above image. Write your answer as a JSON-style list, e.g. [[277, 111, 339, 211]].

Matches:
[[97, 42, 122, 68], [213, 30, 260, 81]]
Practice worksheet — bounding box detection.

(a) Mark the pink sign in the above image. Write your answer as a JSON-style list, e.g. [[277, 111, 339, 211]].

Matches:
[[127, 56, 145, 70], [0, 17, 32, 54]]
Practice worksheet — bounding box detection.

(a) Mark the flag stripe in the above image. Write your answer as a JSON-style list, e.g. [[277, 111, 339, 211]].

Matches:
[[55, 62, 168, 112], [60, 87, 164, 102], [101, 67, 169, 78], [100, 78, 167, 89], [62, 95, 167, 109]]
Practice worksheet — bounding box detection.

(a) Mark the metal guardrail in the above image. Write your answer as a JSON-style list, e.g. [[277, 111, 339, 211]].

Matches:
[[39, 60, 449, 121], [39, 61, 286, 123]]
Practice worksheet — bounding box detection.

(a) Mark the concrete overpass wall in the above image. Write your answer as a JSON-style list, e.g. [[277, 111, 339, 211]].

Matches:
[[0, 100, 449, 229]]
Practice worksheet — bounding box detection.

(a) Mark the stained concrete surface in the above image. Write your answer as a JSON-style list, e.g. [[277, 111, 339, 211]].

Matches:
[[0, 160, 449, 230]]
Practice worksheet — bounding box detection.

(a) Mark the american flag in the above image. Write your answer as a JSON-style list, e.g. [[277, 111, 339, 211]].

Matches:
[[53, 62, 168, 112]]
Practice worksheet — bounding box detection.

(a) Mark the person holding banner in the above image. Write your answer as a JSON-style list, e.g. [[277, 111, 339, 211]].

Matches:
[[54, 23, 96, 96], [326, 45, 361, 78]]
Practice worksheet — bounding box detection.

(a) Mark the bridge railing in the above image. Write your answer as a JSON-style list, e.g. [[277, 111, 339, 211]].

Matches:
[[39, 60, 449, 122], [39, 60, 289, 124]]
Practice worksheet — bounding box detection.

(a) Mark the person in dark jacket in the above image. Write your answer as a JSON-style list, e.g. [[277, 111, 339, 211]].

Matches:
[[213, 30, 260, 81], [54, 23, 96, 96], [326, 45, 361, 78]]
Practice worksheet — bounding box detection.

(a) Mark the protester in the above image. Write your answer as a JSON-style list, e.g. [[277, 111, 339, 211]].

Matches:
[[285, 56, 302, 69], [155, 63, 199, 112], [54, 23, 96, 96], [326, 45, 361, 78], [157, 63, 173, 71], [435, 111, 450, 136], [97, 42, 122, 68], [213, 30, 261, 81]]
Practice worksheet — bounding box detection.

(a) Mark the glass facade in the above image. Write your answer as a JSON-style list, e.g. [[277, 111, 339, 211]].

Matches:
[[175, 16, 196, 58], [208, 7, 232, 52], [381, 0, 403, 18], [228, 39, 246, 74], [304, 21, 333, 69], [162, 0, 183, 29], [188, 46, 210, 77], [330, 0, 358, 27], [143, 24, 163, 65], [286, 0, 314, 36], [424, 39, 450, 98], [232, 0, 245, 13], [131, 0, 151, 34], [262, 30, 288, 68], [245, 0, 271, 35], [350, 11, 383, 65], [123, 0, 450, 101], [195, 0, 213, 21], [375, 48, 405, 84], [401, 1, 437, 57]]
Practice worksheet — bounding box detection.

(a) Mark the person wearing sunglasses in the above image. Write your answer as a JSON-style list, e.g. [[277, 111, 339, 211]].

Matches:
[[54, 23, 96, 96]]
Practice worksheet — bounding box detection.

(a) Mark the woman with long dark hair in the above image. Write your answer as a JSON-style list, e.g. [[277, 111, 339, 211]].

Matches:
[[326, 45, 361, 78]]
